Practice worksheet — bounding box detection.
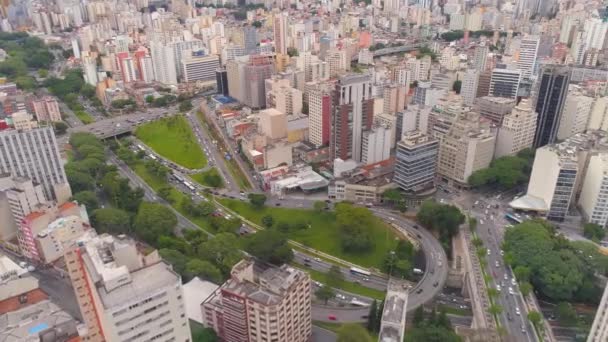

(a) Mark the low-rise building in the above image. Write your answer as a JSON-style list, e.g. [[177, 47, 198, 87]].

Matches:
[[328, 159, 397, 204]]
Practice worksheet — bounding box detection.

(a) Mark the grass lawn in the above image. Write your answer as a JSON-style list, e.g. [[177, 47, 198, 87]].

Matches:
[[192, 168, 224, 188], [292, 263, 386, 300], [218, 198, 399, 270], [73, 110, 94, 124], [135, 115, 206, 169], [437, 304, 473, 316]]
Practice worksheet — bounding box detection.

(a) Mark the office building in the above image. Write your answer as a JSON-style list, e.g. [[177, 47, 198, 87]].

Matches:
[[474, 96, 516, 124], [557, 86, 594, 140], [216, 68, 229, 96], [517, 36, 540, 79], [476, 71, 492, 98], [495, 99, 537, 158], [461, 69, 479, 106], [394, 131, 438, 193], [0, 175, 47, 241], [31, 97, 61, 122], [258, 108, 287, 140], [437, 112, 496, 186], [65, 233, 190, 342], [202, 259, 312, 342], [579, 153, 608, 228], [0, 126, 71, 201], [588, 274, 608, 341], [308, 82, 332, 147], [489, 68, 522, 99], [533, 65, 571, 148], [332, 73, 374, 162], [181, 50, 220, 83]]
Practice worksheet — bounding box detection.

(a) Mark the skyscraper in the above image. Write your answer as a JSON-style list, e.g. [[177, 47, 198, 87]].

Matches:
[[473, 45, 488, 72], [489, 68, 522, 99], [394, 131, 438, 193], [0, 126, 70, 201], [332, 73, 374, 162], [308, 82, 333, 147], [517, 35, 540, 79], [150, 40, 177, 85], [533, 65, 571, 148], [273, 12, 289, 55]]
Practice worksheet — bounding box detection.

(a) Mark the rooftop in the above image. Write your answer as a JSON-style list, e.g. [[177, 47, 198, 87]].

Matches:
[[0, 299, 78, 342]]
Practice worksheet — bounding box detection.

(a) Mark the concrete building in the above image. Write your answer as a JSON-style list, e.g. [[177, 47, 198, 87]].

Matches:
[[65, 232, 190, 342], [495, 98, 537, 158], [489, 68, 522, 99], [588, 97, 608, 132], [273, 13, 289, 55], [461, 68, 479, 106], [557, 86, 594, 140], [332, 73, 374, 162], [378, 280, 408, 342], [394, 131, 438, 193], [31, 97, 61, 122], [474, 96, 516, 124], [267, 83, 302, 116], [383, 84, 407, 114], [244, 55, 275, 109], [150, 40, 177, 85], [533, 65, 571, 148], [579, 153, 608, 228], [181, 50, 220, 83], [308, 82, 332, 147], [517, 35, 540, 79], [473, 45, 489, 72], [437, 112, 496, 186], [362, 123, 392, 165], [0, 175, 47, 242], [258, 108, 287, 140], [202, 259, 311, 342], [0, 126, 71, 201], [588, 279, 608, 342]]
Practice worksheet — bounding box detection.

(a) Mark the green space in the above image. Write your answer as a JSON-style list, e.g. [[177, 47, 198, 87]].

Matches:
[[292, 263, 385, 300], [437, 304, 472, 317], [73, 110, 94, 124], [190, 320, 218, 342], [135, 115, 207, 169], [0, 32, 55, 90], [218, 198, 400, 269], [313, 322, 378, 341], [406, 307, 462, 341], [468, 149, 534, 189], [192, 168, 224, 188]]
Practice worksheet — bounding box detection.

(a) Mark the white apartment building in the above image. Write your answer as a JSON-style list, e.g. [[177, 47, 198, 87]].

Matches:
[[271, 85, 303, 116], [587, 97, 608, 132], [65, 233, 190, 342], [0, 175, 47, 241], [557, 87, 594, 140], [588, 281, 608, 342], [150, 40, 177, 85], [202, 259, 312, 342], [362, 123, 392, 165], [495, 98, 537, 158], [579, 153, 608, 227], [461, 68, 479, 106], [0, 126, 71, 202], [181, 51, 220, 83], [517, 35, 540, 79], [307, 82, 332, 147]]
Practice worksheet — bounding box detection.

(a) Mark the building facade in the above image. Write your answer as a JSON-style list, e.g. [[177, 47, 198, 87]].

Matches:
[[495, 99, 537, 158], [533, 65, 571, 148], [394, 131, 438, 193]]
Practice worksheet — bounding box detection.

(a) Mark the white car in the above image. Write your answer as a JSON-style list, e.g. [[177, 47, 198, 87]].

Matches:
[[496, 285, 501, 292], [495, 261, 500, 268], [504, 274, 508, 280], [508, 287, 514, 295], [515, 307, 521, 315], [511, 278, 517, 286]]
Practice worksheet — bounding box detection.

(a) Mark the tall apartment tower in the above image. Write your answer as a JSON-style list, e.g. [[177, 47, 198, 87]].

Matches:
[[494, 98, 537, 158], [517, 35, 540, 79], [579, 153, 608, 228], [0, 175, 47, 241], [244, 55, 275, 109], [332, 73, 374, 162], [474, 96, 516, 124], [461, 68, 479, 106], [533, 65, 571, 148], [394, 131, 439, 193], [556, 86, 594, 141], [202, 259, 312, 342], [588, 268, 608, 341], [473, 45, 489, 72], [64, 233, 190, 342], [437, 112, 496, 186], [489, 68, 522, 99], [150, 40, 177, 85], [0, 126, 70, 201], [308, 82, 332, 147], [273, 12, 289, 55]]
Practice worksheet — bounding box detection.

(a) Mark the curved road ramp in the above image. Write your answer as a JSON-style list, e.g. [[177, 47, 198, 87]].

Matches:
[[378, 279, 409, 342]]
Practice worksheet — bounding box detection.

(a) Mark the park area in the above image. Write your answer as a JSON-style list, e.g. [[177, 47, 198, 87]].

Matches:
[[218, 198, 401, 269], [192, 168, 224, 188], [135, 115, 207, 169]]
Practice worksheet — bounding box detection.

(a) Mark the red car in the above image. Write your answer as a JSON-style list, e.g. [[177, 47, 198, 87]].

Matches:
[[328, 315, 337, 321]]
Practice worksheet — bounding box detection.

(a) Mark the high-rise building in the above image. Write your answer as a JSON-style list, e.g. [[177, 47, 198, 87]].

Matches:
[[32, 96, 62, 122], [181, 50, 220, 83], [394, 131, 438, 193], [461, 68, 479, 106], [579, 153, 608, 228], [587, 97, 608, 132], [557, 86, 594, 140], [588, 273, 608, 341], [332, 73, 374, 161], [361, 123, 392, 165], [517, 35, 540, 79], [0, 126, 71, 201], [202, 259, 312, 342], [150, 40, 177, 85], [308, 82, 332, 147], [273, 12, 289, 55], [216, 68, 229, 96], [0, 175, 47, 241], [64, 233, 190, 342], [474, 96, 516, 124], [171, 40, 205, 78], [489, 68, 522, 99], [494, 99, 537, 158], [583, 18, 608, 51], [473, 45, 489, 72], [437, 112, 495, 186], [533, 65, 571, 148], [382, 84, 407, 114], [244, 55, 275, 109], [476, 70, 492, 98]]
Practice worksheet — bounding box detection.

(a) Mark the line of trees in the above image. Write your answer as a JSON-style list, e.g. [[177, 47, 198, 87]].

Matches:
[[416, 200, 465, 256], [406, 307, 462, 341], [468, 149, 535, 189]]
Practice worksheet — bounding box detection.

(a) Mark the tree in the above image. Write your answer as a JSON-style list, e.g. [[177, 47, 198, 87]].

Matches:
[[337, 324, 373, 342], [527, 310, 543, 332], [91, 208, 131, 235], [489, 304, 503, 315], [301, 102, 309, 114], [158, 186, 173, 202], [315, 285, 335, 304], [252, 21, 262, 28], [313, 201, 326, 212], [452, 80, 462, 94], [243, 229, 293, 265], [159, 248, 188, 276], [53, 121, 68, 135], [382, 188, 402, 205], [261, 214, 274, 227], [72, 191, 99, 211], [326, 265, 344, 287], [367, 300, 378, 331], [286, 47, 299, 57], [179, 100, 193, 112], [556, 302, 578, 326], [520, 281, 533, 297], [198, 233, 242, 274], [186, 259, 223, 283], [513, 265, 531, 283], [469, 217, 477, 232], [192, 327, 218, 342], [145, 95, 154, 104], [248, 193, 267, 208], [375, 300, 384, 332], [416, 200, 464, 253], [133, 202, 177, 243], [468, 155, 531, 189], [335, 203, 375, 253], [413, 305, 425, 325], [37, 68, 48, 78], [583, 223, 605, 242]]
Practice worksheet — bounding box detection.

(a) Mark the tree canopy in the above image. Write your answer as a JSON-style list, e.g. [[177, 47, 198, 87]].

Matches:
[[133, 202, 177, 244], [91, 208, 132, 235], [416, 200, 464, 254], [243, 229, 293, 265], [404, 308, 461, 342], [335, 203, 376, 253], [468, 149, 534, 189], [336, 324, 373, 342]]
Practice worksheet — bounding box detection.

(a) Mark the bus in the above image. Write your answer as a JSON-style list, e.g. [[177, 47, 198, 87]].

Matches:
[[505, 213, 522, 225], [350, 267, 371, 277], [136, 144, 145, 151], [148, 154, 157, 161], [183, 181, 195, 192], [350, 298, 369, 307]]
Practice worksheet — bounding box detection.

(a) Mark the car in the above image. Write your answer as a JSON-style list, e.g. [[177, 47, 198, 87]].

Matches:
[[304, 258, 311, 262], [521, 325, 526, 333], [361, 315, 369, 319], [495, 261, 500, 268], [275, 203, 281, 206], [500, 250, 504, 256], [511, 278, 517, 286], [328, 315, 337, 321], [413, 224, 419, 229], [416, 233, 422, 238], [433, 281, 439, 287], [504, 274, 508, 280], [314, 257, 321, 262], [515, 307, 521, 315], [416, 288, 423, 294], [507, 312, 512, 321], [508, 287, 514, 295], [496, 285, 501, 292]]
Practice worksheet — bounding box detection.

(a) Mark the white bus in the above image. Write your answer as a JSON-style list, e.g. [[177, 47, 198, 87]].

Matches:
[[148, 154, 157, 160], [350, 267, 371, 277], [136, 144, 145, 151]]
